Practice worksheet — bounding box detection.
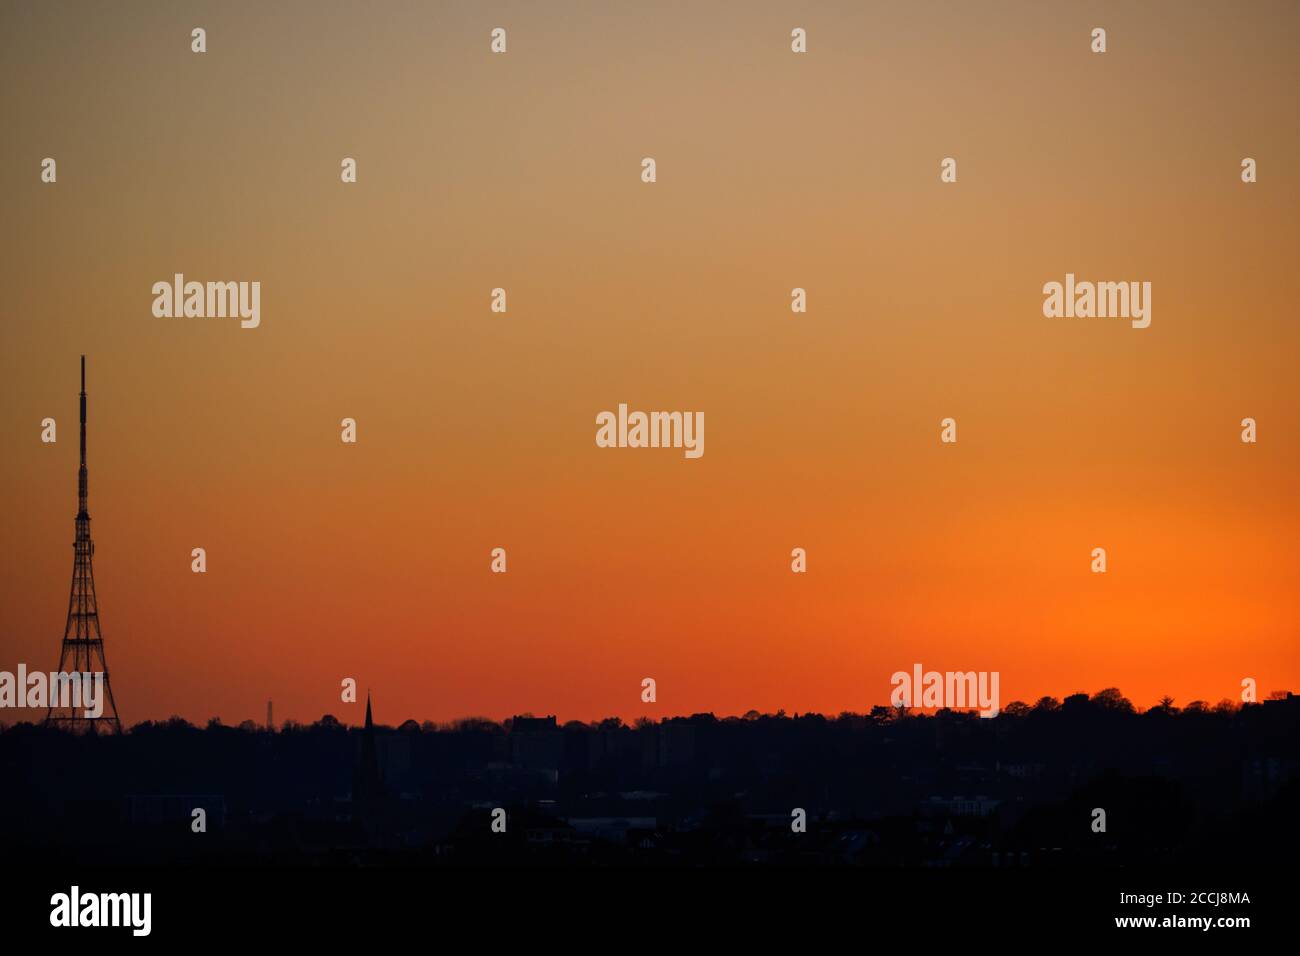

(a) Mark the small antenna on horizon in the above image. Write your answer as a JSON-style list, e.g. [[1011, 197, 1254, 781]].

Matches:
[[80, 354, 85, 393]]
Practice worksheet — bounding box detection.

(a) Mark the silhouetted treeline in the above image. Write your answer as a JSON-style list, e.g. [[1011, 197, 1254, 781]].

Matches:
[[2, 689, 1296, 867]]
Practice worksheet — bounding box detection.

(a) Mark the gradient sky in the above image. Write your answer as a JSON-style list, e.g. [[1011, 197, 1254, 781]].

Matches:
[[2, 1, 1298, 727]]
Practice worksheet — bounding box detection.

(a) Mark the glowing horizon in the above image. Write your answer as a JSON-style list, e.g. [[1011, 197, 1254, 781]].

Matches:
[[2, 1, 1298, 728]]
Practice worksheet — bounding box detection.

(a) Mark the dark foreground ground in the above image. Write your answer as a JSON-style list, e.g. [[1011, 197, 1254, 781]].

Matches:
[[3, 690, 1296, 868], [5, 692, 1295, 941]]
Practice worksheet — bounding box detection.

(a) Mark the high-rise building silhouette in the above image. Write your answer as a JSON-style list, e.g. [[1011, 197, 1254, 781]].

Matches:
[[46, 356, 122, 732]]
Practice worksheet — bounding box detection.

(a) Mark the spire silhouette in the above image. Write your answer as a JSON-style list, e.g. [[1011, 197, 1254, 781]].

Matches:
[[353, 691, 383, 806]]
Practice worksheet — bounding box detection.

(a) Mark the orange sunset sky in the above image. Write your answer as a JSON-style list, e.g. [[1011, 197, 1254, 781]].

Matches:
[[2, 1, 1298, 727]]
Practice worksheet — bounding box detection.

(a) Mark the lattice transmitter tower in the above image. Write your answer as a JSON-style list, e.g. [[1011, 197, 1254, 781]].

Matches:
[[47, 356, 122, 732]]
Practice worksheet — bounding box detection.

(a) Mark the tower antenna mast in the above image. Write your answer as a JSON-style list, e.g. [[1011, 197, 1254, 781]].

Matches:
[[47, 356, 122, 732]]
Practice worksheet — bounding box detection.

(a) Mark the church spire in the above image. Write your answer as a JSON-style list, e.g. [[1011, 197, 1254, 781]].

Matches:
[[353, 691, 383, 807]]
